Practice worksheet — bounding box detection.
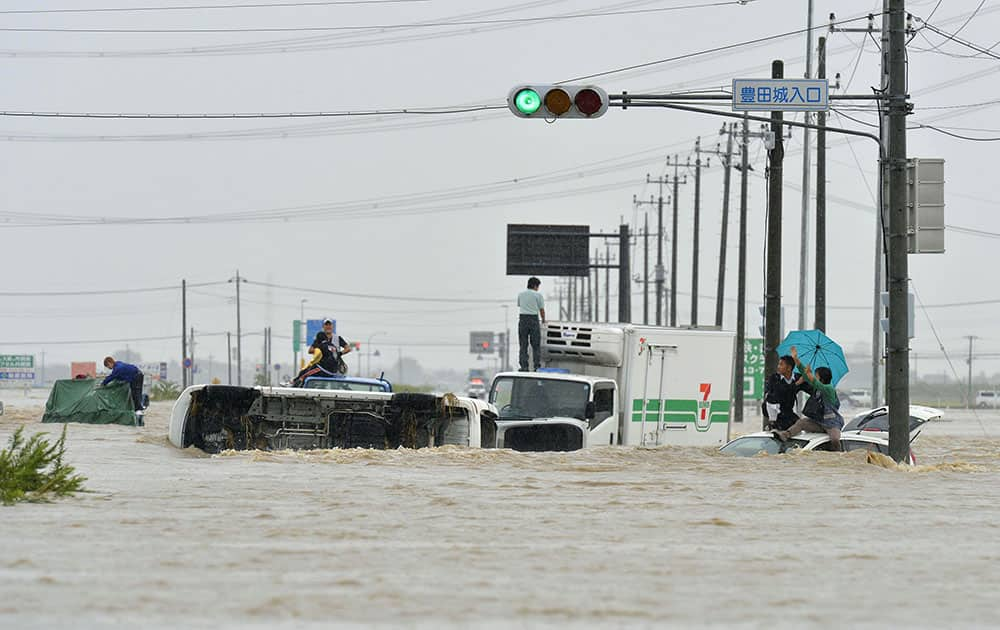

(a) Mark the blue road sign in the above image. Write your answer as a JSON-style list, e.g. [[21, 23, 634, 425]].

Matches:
[[732, 78, 828, 111], [305, 319, 335, 345]]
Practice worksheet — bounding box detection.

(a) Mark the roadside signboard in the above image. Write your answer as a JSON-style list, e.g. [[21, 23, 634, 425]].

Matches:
[[305, 319, 335, 346], [0, 354, 33, 369], [744, 338, 765, 401], [732, 79, 828, 111], [0, 355, 35, 385], [71, 362, 98, 379]]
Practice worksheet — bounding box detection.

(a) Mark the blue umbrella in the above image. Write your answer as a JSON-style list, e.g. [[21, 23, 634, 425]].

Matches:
[[776, 329, 849, 386]]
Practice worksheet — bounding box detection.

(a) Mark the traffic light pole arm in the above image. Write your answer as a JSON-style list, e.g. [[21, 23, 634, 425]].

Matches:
[[611, 99, 883, 155]]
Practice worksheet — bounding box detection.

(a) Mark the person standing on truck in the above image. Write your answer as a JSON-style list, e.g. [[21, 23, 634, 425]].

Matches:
[[762, 354, 811, 431], [100, 356, 144, 411], [517, 277, 546, 372], [291, 319, 352, 386]]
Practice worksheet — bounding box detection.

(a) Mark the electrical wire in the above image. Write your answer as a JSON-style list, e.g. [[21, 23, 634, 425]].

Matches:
[[0, 2, 755, 33], [245, 280, 509, 304], [915, 0, 986, 54], [0, 281, 225, 297], [0, 0, 432, 14]]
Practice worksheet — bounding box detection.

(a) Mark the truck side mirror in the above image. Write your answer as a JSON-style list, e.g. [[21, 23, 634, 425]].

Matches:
[[585, 401, 596, 420]]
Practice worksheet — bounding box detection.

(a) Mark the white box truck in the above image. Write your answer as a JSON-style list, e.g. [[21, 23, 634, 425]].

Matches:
[[488, 322, 736, 451]]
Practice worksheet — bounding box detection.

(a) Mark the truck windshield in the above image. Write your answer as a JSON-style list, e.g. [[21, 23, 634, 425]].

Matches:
[[490, 377, 590, 421]]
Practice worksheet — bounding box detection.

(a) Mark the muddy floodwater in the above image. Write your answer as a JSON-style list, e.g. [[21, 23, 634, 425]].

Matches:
[[1, 396, 999, 629]]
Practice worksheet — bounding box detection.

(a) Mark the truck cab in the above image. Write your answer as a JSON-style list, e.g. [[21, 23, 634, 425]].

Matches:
[[489, 371, 618, 451]]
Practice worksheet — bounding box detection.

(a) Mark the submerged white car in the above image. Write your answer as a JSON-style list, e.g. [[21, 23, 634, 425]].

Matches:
[[719, 405, 943, 465]]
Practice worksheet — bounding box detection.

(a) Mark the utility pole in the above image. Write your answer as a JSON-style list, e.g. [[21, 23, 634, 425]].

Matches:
[[605, 242, 611, 323], [798, 0, 816, 330], [884, 0, 911, 463], [229, 270, 245, 386], [691, 139, 711, 327], [594, 249, 601, 322], [764, 60, 785, 379], [618, 224, 631, 323], [664, 157, 687, 327], [586, 257, 593, 320], [634, 194, 658, 324], [815, 35, 828, 332], [965, 336, 977, 408], [227, 332, 232, 385], [733, 114, 751, 429], [714, 124, 735, 328], [189, 327, 196, 386], [181, 279, 188, 389], [643, 213, 649, 324]]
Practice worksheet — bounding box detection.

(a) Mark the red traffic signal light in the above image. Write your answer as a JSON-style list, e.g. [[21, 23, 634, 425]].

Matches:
[[508, 85, 609, 119]]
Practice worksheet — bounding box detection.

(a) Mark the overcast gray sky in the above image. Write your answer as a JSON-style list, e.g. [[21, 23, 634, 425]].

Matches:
[[1, 0, 998, 382]]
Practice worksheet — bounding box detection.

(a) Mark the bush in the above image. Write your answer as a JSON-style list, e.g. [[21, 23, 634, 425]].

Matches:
[[150, 380, 182, 401], [0, 426, 87, 506]]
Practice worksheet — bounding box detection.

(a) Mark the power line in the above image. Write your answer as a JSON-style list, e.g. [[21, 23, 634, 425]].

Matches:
[[0, 281, 225, 297], [560, 12, 880, 83], [0, 105, 505, 119], [0, 2, 755, 32], [0, 0, 431, 14], [246, 280, 509, 304]]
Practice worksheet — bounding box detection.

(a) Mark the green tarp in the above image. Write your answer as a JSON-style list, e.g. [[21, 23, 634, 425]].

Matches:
[[42, 379, 137, 426]]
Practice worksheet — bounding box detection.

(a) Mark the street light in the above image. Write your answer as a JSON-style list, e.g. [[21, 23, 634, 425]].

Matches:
[[297, 298, 308, 371], [366, 331, 386, 376]]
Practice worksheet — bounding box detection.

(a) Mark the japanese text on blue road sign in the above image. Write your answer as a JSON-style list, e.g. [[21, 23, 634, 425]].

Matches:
[[732, 79, 828, 112]]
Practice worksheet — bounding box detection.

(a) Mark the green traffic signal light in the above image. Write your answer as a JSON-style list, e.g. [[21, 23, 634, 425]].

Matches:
[[514, 88, 541, 115]]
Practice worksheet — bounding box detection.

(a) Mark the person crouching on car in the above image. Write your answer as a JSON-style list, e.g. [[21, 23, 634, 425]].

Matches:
[[101, 356, 144, 411], [773, 346, 844, 450]]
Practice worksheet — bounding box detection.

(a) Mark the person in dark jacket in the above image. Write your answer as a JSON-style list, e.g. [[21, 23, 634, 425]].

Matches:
[[102, 356, 145, 411], [291, 319, 352, 387], [761, 354, 812, 431]]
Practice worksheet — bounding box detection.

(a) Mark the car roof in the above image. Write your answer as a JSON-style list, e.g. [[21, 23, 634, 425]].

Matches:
[[729, 431, 889, 447], [304, 375, 389, 387]]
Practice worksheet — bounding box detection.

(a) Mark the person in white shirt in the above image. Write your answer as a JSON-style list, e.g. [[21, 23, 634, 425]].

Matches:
[[516, 277, 546, 371]]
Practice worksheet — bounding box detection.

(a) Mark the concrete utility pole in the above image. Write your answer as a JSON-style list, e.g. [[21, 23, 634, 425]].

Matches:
[[815, 36, 828, 332], [798, 0, 816, 331], [586, 258, 593, 320], [715, 124, 735, 328], [633, 195, 658, 325], [643, 213, 649, 324], [605, 242, 612, 323], [594, 249, 601, 322], [181, 279, 188, 389], [664, 157, 687, 327], [189, 327, 196, 386], [229, 270, 245, 386], [618, 224, 632, 323], [965, 336, 977, 408], [691, 139, 711, 327], [764, 60, 785, 379], [884, 0, 911, 463], [733, 114, 751, 428], [227, 332, 232, 385]]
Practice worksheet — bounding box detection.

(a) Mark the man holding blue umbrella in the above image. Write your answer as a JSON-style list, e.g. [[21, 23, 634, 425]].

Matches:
[[773, 330, 848, 449]]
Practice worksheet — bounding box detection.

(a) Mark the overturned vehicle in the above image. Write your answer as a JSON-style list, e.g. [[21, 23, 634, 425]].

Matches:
[[168, 385, 498, 454]]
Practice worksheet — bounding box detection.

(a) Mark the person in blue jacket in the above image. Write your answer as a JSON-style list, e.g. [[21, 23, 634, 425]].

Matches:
[[102, 356, 144, 411]]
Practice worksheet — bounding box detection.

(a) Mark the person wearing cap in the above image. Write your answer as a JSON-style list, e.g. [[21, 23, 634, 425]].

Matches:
[[101, 356, 145, 411], [291, 319, 352, 386]]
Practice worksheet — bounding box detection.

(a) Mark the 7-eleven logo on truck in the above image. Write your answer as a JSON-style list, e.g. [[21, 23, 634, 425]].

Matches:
[[631, 382, 726, 433], [697, 383, 712, 430]]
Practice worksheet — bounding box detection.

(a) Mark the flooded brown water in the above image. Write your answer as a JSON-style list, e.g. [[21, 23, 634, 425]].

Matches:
[[1, 397, 999, 628]]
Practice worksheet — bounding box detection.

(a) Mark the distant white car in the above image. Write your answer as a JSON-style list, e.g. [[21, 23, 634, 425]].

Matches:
[[719, 405, 943, 465], [975, 391, 1000, 409], [849, 388, 872, 408], [467, 380, 487, 400]]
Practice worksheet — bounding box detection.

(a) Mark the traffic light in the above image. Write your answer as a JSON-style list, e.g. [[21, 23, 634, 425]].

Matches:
[[508, 85, 609, 119], [470, 331, 495, 354]]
